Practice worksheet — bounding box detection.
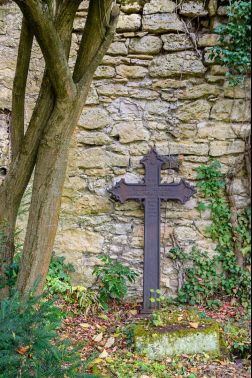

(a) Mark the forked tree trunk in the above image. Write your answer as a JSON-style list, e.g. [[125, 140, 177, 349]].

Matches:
[[0, 0, 119, 298], [16, 95, 89, 295]]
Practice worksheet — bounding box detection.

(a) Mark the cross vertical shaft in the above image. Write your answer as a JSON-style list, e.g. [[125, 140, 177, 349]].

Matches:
[[110, 149, 196, 313]]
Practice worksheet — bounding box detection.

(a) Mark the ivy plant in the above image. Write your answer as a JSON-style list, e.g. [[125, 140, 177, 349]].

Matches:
[[210, 0, 251, 86]]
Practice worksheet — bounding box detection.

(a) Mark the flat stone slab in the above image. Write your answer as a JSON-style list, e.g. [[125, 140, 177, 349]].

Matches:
[[134, 320, 222, 359]]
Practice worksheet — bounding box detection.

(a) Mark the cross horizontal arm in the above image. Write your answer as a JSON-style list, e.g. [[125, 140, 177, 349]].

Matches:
[[158, 179, 196, 204], [110, 179, 147, 204]]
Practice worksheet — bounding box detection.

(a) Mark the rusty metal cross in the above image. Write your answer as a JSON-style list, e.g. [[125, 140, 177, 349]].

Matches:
[[110, 149, 196, 313]]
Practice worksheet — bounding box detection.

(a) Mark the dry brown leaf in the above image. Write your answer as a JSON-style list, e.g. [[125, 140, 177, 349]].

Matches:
[[16, 346, 30, 355], [189, 322, 199, 329], [92, 332, 103, 342]]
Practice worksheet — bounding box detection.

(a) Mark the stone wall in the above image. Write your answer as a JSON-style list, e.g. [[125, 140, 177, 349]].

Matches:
[[0, 0, 251, 299]]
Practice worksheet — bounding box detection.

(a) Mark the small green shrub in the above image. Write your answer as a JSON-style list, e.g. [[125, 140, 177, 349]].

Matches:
[[45, 253, 75, 295], [93, 255, 138, 307], [66, 286, 102, 315], [224, 322, 251, 359], [169, 246, 221, 305], [210, 0, 251, 86], [0, 292, 90, 378]]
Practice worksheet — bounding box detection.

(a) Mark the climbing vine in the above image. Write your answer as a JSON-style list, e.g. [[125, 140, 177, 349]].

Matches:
[[170, 161, 251, 306], [210, 0, 251, 86]]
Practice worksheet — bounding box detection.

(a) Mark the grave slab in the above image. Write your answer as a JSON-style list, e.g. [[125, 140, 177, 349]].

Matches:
[[134, 312, 223, 359]]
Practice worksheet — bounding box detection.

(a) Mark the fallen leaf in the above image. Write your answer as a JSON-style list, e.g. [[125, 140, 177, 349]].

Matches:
[[80, 323, 90, 329], [93, 332, 103, 342], [105, 337, 115, 349], [189, 322, 199, 329], [129, 310, 138, 316], [16, 346, 30, 355], [99, 350, 109, 359]]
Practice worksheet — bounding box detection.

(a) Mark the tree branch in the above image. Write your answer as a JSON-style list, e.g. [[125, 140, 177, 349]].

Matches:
[[73, 0, 120, 84], [14, 0, 76, 100], [11, 17, 34, 161]]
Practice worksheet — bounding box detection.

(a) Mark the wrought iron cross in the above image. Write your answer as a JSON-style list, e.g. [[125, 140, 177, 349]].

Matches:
[[110, 149, 196, 313]]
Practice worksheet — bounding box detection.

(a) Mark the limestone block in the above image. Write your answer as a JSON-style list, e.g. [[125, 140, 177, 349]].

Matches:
[[177, 100, 211, 121], [59, 229, 104, 254], [121, 2, 142, 14], [77, 131, 112, 146], [177, 84, 221, 100], [208, 0, 218, 16], [174, 226, 198, 242], [134, 321, 221, 358], [210, 65, 228, 75], [156, 141, 209, 156], [162, 33, 193, 51], [94, 66, 116, 79], [129, 36, 162, 55], [107, 42, 128, 56], [211, 100, 251, 122], [117, 14, 142, 32], [178, 123, 197, 139], [78, 108, 111, 130], [150, 52, 207, 77], [143, 13, 184, 33], [180, 0, 208, 17], [77, 194, 113, 215], [96, 83, 129, 97], [78, 148, 129, 169], [209, 140, 245, 156], [197, 121, 237, 140], [224, 79, 251, 99], [198, 34, 219, 47], [111, 121, 150, 143], [143, 0, 176, 14], [116, 64, 149, 78], [145, 100, 171, 116]]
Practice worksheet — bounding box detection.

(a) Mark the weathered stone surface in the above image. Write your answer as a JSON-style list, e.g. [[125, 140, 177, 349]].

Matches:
[[143, 13, 184, 33], [224, 80, 251, 99], [94, 66, 116, 79], [59, 229, 104, 253], [78, 108, 111, 130], [198, 34, 219, 47], [211, 100, 251, 122], [129, 36, 162, 55], [180, 0, 208, 17], [121, 2, 142, 14], [197, 121, 236, 140], [96, 83, 129, 97], [143, 0, 176, 14], [210, 140, 246, 156], [156, 141, 209, 156], [77, 131, 112, 146], [117, 14, 142, 32], [150, 52, 207, 77], [111, 122, 150, 144], [162, 33, 193, 51], [208, 0, 218, 16], [116, 64, 148, 78], [107, 42, 128, 56], [78, 148, 129, 169], [76, 194, 113, 215], [177, 83, 221, 99], [177, 99, 211, 121]]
